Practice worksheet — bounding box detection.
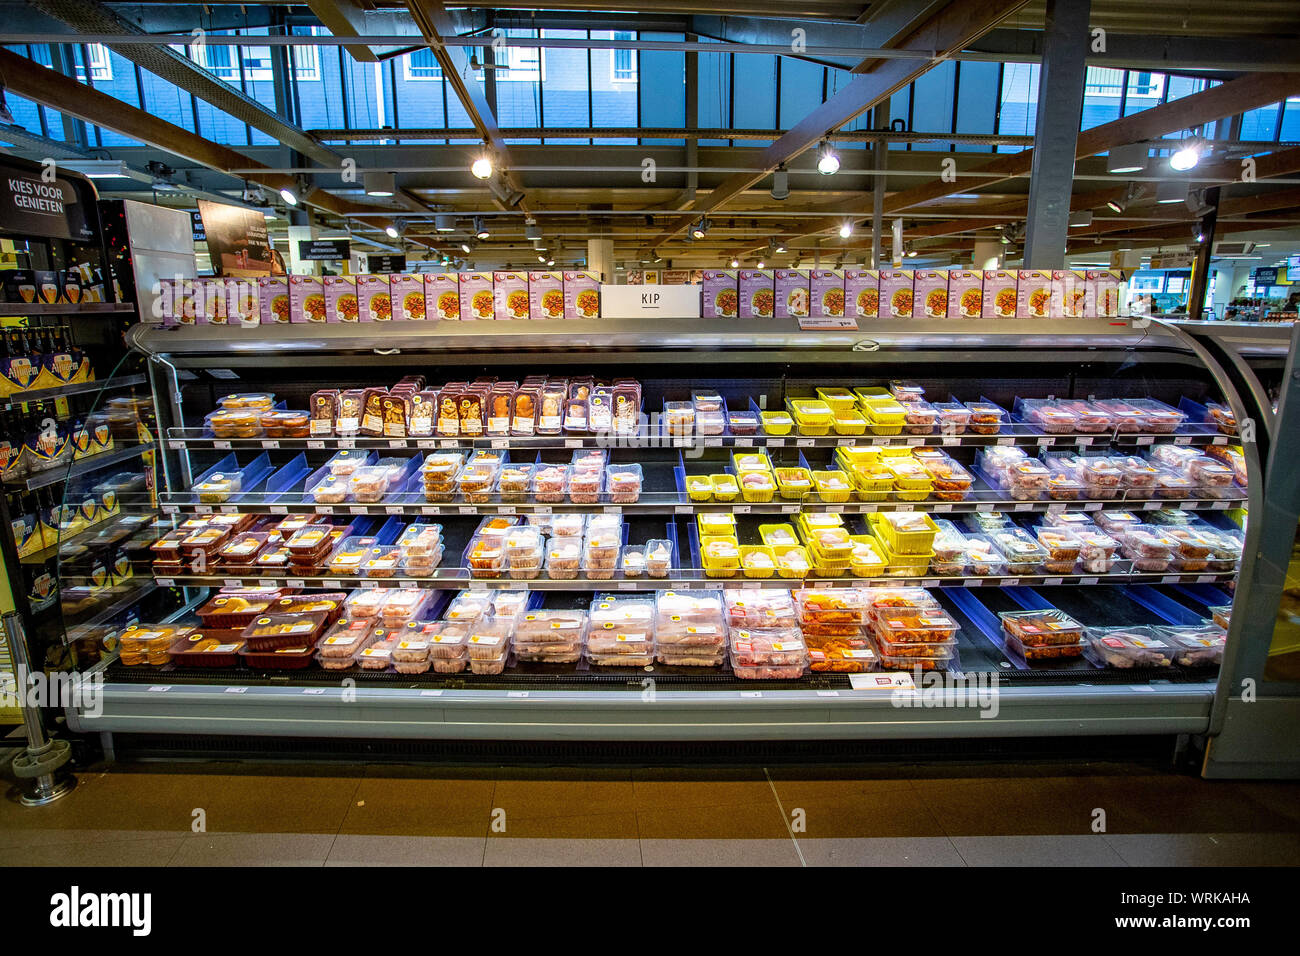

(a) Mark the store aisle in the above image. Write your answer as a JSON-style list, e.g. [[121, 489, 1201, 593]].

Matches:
[[1, 757, 1298, 867]]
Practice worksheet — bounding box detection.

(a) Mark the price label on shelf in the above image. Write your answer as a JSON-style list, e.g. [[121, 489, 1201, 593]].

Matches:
[[1047, 503, 1066, 513], [307, 440, 326, 449], [168, 439, 183, 450], [261, 439, 280, 449], [906, 437, 925, 446], [564, 438, 583, 448], [1013, 503, 1033, 511], [148, 686, 171, 693], [734, 505, 751, 514], [220, 505, 238, 514], [338, 438, 355, 449], [389, 439, 409, 449], [419, 689, 443, 697], [976, 503, 993, 512], [195, 505, 212, 514], [963, 578, 982, 587], [995, 436, 1014, 446], [213, 440, 231, 450], [439, 439, 458, 449], [491, 439, 509, 449], [1142, 501, 1161, 510], [933, 503, 952, 512], [385, 505, 404, 515], [1076, 437, 1093, 446], [222, 578, 242, 588], [768, 438, 786, 447], [896, 503, 914, 512], [1196, 574, 1217, 584], [161, 504, 178, 515], [1161, 574, 1180, 584], [941, 435, 959, 446], [1081, 576, 1100, 586], [816, 690, 840, 697], [270, 505, 288, 515], [1037, 437, 1055, 447], [359, 580, 379, 589], [458, 505, 476, 515], [734, 437, 753, 447], [1135, 436, 1153, 446], [349, 505, 367, 515], [507, 691, 529, 698], [781, 504, 800, 513], [675, 505, 692, 514], [534, 506, 552, 514], [740, 580, 762, 589], [397, 580, 416, 589], [1211, 500, 1232, 510], [302, 688, 326, 696], [998, 578, 1016, 588], [922, 579, 939, 588], [417, 439, 437, 449], [603, 506, 621, 514], [1173, 436, 1193, 445], [797, 438, 815, 447], [468, 581, 487, 591], [1084, 502, 1103, 511], [224, 686, 249, 695], [286, 579, 306, 589], [155, 578, 174, 587], [617, 581, 636, 590], [420, 506, 441, 516], [1044, 577, 1064, 586], [1212, 436, 1228, 445], [740, 691, 762, 699]]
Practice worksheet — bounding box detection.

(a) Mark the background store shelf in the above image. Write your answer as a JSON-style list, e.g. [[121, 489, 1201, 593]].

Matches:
[[1, 373, 147, 410], [5, 442, 155, 490], [0, 302, 133, 317]]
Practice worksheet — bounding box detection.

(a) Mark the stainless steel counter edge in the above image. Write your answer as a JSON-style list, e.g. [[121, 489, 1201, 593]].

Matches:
[[66, 679, 1215, 740], [127, 317, 1180, 356]]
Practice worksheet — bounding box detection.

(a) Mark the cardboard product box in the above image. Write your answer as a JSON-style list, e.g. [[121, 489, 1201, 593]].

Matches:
[[879, 270, 915, 318], [258, 276, 289, 325], [982, 270, 1017, 318], [773, 269, 811, 319], [33, 270, 59, 304], [661, 269, 692, 285], [357, 274, 392, 322], [807, 270, 846, 319], [946, 271, 984, 319], [225, 278, 260, 327], [528, 271, 564, 319], [1089, 270, 1122, 317], [323, 275, 358, 323], [494, 271, 530, 320], [425, 273, 460, 320], [913, 271, 950, 318], [738, 269, 775, 318], [458, 272, 494, 321], [700, 270, 739, 318], [1054, 269, 1090, 318], [563, 271, 600, 319], [390, 273, 428, 321], [1016, 270, 1054, 319], [844, 270, 880, 318], [0, 269, 38, 304], [289, 274, 326, 323], [200, 278, 231, 325]]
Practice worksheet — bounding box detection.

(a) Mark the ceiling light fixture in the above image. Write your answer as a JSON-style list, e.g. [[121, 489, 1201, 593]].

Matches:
[[1170, 139, 1202, 171], [364, 171, 396, 197], [838, 222, 853, 239], [1107, 142, 1148, 174], [434, 213, 456, 233], [460, 241, 473, 254], [1156, 180, 1184, 204], [471, 143, 494, 179], [906, 248, 918, 258], [770, 238, 787, 254], [756, 259, 765, 269], [816, 139, 839, 175], [385, 218, 406, 240], [729, 258, 739, 269], [474, 216, 490, 240], [690, 218, 711, 240], [279, 184, 299, 206], [771, 164, 790, 201], [1069, 210, 1093, 228], [524, 219, 542, 241]]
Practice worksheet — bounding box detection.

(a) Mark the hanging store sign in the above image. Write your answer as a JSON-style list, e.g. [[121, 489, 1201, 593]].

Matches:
[[197, 199, 274, 277], [367, 254, 406, 273], [1253, 267, 1279, 285], [191, 210, 206, 243], [1149, 254, 1195, 270], [0, 157, 95, 241], [298, 239, 351, 261]]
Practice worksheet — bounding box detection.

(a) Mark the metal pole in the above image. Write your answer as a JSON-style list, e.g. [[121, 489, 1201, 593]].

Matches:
[[2, 612, 76, 806], [1187, 186, 1220, 320], [1022, 0, 1090, 269], [871, 129, 886, 269]]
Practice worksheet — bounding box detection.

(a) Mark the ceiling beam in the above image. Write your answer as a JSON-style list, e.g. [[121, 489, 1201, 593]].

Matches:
[[26, 0, 342, 169], [404, 0, 530, 214], [971, 27, 1300, 72], [650, 0, 1032, 248], [0, 48, 397, 235], [306, 0, 380, 62]]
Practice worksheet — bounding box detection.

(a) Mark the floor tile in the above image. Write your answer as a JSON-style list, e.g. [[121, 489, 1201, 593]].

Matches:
[[1105, 832, 1300, 866], [484, 838, 641, 867], [0, 837, 186, 867], [170, 832, 336, 866], [797, 836, 967, 867], [640, 838, 801, 867], [767, 776, 916, 807], [636, 801, 792, 840], [488, 810, 639, 839], [784, 791, 948, 839], [910, 777, 1091, 837], [325, 834, 485, 867], [950, 834, 1128, 866], [173, 773, 361, 835], [1062, 776, 1300, 834], [630, 775, 775, 812], [338, 777, 496, 837], [490, 778, 636, 820]]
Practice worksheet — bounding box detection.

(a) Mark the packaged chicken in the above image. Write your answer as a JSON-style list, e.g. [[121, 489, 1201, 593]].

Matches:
[[1156, 624, 1226, 667], [725, 590, 798, 628], [1000, 608, 1084, 647], [378, 589, 430, 626], [730, 627, 808, 678], [1084, 626, 1173, 668]]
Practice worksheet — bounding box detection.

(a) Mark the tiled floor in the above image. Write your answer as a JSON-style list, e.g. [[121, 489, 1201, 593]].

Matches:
[[2, 754, 1298, 866]]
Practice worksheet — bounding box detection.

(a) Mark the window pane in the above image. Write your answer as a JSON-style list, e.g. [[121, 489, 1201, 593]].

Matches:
[[997, 62, 1038, 152], [1281, 97, 1300, 141], [911, 60, 955, 151], [1123, 70, 1164, 115], [497, 27, 541, 142], [955, 61, 999, 151], [84, 47, 143, 146], [591, 30, 636, 142], [296, 45, 347, 129], [139, 70, 196, 132], [732, 52, 776, 143], [697, 40, 729, 146], [1081, 65, 1122, 130], [394, 51, 447, 142], [639, 32, 684, 146], [541, 29, 588, 143], [1241, 102, 1281, 141], [779, 58, 823, 132]]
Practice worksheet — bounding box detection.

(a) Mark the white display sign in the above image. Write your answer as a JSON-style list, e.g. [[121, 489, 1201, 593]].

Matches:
[[599, 284, 701, 318]]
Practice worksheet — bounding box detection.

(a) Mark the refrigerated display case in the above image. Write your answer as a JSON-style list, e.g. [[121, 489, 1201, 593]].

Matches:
[[59, 314, 1276, 771]]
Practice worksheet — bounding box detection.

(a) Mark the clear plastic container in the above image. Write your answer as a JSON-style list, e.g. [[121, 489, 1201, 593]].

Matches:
[[466, 535, 505, 578], [1075, 528, 1120, 573], [1003, 631, 1085, 661], [1000, 608, 1084, 647], [929, 520, 968, 575], [728, 410, 760, 435], [345, 589, 390, 620], [1007, 458, 1051, 501], [924, 458, 974, 501], [1018, 398, 1078, 434], [443, 592, 492, 623], [1085, 626, 1173, 668], [466, 622, 512, 660], [457, 461, 500, 504], [988, 526, 1049, 574], [899, 400, 938, 435], [1095, 510, 1143, 536], [497, 463, 536, 501], [730, 628, 808, 668], [874, 612, 959, 645], [725, 591, 797, 628], [397, 523, 443, 558], [605, 463, 643, 503], [1078, 456, 1123, 499], [241, 612, 329, 652], [1156, 624, 1226, 666], [316, 618, 376, 658], [933, 402, 971, 435], [531, 464, 569, 503], [664, 401, 695, 436], [964, 399, 1008, 435], [118, 624, 192, 666], [964, 533, 1007, 576], [546, 540, 583, 579], [976, 445, 1028, 486], [327, 535, 379, 576]]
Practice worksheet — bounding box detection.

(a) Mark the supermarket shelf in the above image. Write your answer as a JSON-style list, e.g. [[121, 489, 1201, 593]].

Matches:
[[128, 317, 1176, 363], [19, 509, 160, 565], [158, 493, 1246, 517], [147, 570, 1236, 591], [4, 442, 155, 491], [0, 302, 133, 317], [164, 423, 1235, 452], [2, 373, 146, 411], [65, 672, 1216, 741], [64, 581, 157, 642]]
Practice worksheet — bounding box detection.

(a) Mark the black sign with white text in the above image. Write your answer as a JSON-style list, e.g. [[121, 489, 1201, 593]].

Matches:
[[0, 157, 94, 241], [366, 254, 406, 274], [298, 239, 351, 261]]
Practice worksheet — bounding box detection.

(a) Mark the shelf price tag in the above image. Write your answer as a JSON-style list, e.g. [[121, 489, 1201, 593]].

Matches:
[[417, 439, 437, 449], [734, 505, 751, 514], [385, 505, 405, 515], [270, 505, 288, 515], [168, 439, 183, 450], [922, 579, 939, 588], [1076, 436, 1093, 446], [734, 437, 753, 447], [359, 580, 379, 589], [781, 504, 799, 513], [998, 578, 1016, 588], [421, 506, 441, 516], [768, 437, 786, 447], [224, 686, 249, 695], [1044, 577, 1064, 586], [337, 438, 355, 449], [976, 503, 994, 512], [507, 691, 529, 698], [740, 691, 762, 698], [933, 503, 952, 512], [941, 435, 959, 446], [458, 505, 476, 514], [490, 439, 509, 449], [1174, 436, 1193, 445], [302, 688, 326, 696], [1211, 500, 1232, 510], [564, 438, 583, 449], [1084, 501, 1103, 511], [286, 579, 306, 589], [1080, 576, 1099, 586], [220, 505, 237, 514], [161, 505, 178, 515], [307, 440, 326, 449], [1196, 574, 1216, 584], [603, 506, 621, 514], [389, 439, 409, 449], [1212, 436, 1228, 446], [1142, 501, 1161, 510], [195, 505, 212, 514], [1047, 503, 1066, 513], [796, 438, 815, 448], [419, 689, 443, 697], [261, 439, 280, 449], [1161, 574, 1180, 584], [349, 505, 367, 515], [905, 437, 925, 446], [213, 440, 231, 450], [1037, 437, 1055, 447], [963, 578, 981, 587], [995, 436, 1014, 446], [148, 686, 171, 693], [896, 503, 914, 512], [1135, 436, 1153, 446], [675, 505, 692, 514], [155, 578, 174, 587], [1013, 502, 1033, 511]]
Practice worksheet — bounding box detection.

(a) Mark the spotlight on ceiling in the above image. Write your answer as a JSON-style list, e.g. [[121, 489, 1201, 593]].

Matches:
[[364, 171, 396, 197], [1068, 210, 1093, 228], [771, 164, 789, 201], [729, 257, 739, 269], [524, 219, 542, 242], [460, 241, 473, 254], [385, 218, 406, 239], [434, 213, 456, 233], [546, 258, 555, 267], [770, 238, 787, 254], [756, 259, 765, 269], [838, 222, 853, 239], [1106, 198, 1125, 214], [690, 218, 711, 240], [471, 143, 494, 179], [816, 139, 839, 175], [279, 184, 299, 206], [1107, 142, 1148, 174], [905, 248, 918, 258], [1170, 139, 1202, 172], [474, 216, 490, 240], [1156, 180, 1184, 204]]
